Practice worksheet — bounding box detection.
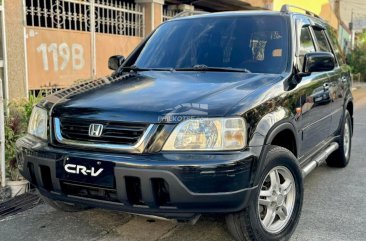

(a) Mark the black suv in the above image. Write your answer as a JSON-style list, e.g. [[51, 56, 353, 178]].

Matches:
[[16, 6, 353, 241]]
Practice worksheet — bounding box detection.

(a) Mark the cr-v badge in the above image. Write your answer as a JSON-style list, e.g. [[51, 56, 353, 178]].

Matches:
[[64, 164, 104, 177]]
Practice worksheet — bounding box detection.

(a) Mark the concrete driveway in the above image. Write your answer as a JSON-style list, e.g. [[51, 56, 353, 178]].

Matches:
[[1, 87, 365, 241]]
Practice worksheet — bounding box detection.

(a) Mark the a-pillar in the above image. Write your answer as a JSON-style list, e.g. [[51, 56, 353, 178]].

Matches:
[[135, 0, 164, 37]]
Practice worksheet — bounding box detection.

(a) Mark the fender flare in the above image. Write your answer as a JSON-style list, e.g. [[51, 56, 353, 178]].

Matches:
[[264, 122, 298, 146], [250, 121, 299, 187]]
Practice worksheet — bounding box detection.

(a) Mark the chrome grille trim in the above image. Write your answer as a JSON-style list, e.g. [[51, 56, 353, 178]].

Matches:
[[53, 118, 157, 153]]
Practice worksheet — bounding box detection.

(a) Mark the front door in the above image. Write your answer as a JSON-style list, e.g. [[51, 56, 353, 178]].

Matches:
[[295, 20, 333, 157]]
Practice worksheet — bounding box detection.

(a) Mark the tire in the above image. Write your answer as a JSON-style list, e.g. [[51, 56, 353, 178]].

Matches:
[[226, 146, 303, 241], [326, 110, 352, 168], [40, 192, 90, 212]]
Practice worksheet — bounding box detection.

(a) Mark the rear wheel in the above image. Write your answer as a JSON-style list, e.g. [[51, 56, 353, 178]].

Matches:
[[39, 192, 89, 212], [326, 110, 352, 168], [226, 146, 303, 241]]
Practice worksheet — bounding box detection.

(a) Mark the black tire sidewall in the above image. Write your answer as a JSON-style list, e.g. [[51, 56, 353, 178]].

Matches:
[[247, 147, 304, 241], [340, 111, 352, 163], [327, 110, 352, 167]]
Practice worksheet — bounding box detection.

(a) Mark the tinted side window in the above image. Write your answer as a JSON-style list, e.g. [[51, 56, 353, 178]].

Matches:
[[313, 28, 331, 52], [300, 27, 316, 54], [299, 27, 315, 69], [326, 26, 345, 65]]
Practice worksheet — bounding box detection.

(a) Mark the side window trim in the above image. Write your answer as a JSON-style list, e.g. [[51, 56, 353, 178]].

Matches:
[[308, 26, 320, 52], [297, 26, 316, 55], [321, 28, 340, 67], [296, 20, 317, 72], [295, 16, 323, 72], [295, 18, 313, 57], [310, 26, 332, 53], [295, 16, 317, 58]]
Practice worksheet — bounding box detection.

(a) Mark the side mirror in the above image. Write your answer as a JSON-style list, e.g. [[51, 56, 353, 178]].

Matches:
[[303, 52, 335, 73], [108, 55, 125, 71]]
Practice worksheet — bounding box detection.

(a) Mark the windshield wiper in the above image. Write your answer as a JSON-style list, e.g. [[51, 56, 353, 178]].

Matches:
[[119, 65, 174, 72], [119, 65, 251, 73], [175, 64, 251, 73]]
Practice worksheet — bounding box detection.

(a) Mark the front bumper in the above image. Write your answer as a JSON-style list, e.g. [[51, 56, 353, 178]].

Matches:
[[16, 135, 258, 220]]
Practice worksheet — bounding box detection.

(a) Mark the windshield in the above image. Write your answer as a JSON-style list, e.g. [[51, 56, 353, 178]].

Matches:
[[134, 15, 289, 74]]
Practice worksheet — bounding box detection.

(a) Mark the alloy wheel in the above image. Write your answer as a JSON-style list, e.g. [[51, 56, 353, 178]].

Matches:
[[344, 121, 351, 159], [258, 166, 296, 234]]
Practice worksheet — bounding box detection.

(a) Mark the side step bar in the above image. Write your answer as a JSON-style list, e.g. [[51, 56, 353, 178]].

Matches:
[[302, 142, 339, 177]]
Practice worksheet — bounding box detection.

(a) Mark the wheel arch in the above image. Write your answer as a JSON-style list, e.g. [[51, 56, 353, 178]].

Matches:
[[265, 123, 298, 157], [248, 109, 299, 186]]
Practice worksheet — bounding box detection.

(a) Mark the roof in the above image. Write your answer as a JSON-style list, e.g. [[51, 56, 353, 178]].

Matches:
[[165, 0, 264, 11], [167, 10, 287, 21]]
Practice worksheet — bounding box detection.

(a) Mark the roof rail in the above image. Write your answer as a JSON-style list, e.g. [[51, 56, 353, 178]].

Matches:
[[281, 4, 321, 19], [173, 10, 209, 19]]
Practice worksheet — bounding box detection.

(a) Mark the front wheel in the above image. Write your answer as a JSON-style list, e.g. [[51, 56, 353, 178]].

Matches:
[[226, 146, 303, 241]]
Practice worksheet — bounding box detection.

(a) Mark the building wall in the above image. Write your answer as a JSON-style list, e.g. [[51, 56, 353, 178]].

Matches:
[[6, 0, 147, 95], [154, 2, 163, 28], [4, 0, 27, 99], [26, 27, 93, 89], [95, 35, 143, 77], [244, 0, 273, 9], [272, 0, 339, 30], [2, 0, 156, 99], [338, 25, 351, 54], [245, 0, 339, 30]]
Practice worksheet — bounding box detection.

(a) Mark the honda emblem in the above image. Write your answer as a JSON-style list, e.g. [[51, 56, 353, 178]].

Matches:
[[89, 124, 104, 137]]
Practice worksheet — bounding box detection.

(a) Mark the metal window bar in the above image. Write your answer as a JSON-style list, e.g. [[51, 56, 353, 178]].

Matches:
[[37, 0, 41, 26], [78, 1, 81, 31], [25, 0, 144, 37], [127, 2, 131, 36], [162, 8, 181, 22]]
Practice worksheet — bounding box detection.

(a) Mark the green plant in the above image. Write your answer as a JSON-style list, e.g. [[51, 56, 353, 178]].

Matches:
[[347, 30, 366, 82], [5, 94, 43, 181]]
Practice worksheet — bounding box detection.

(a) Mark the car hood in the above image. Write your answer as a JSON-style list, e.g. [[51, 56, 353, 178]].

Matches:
[[44, 71, 281, 123]]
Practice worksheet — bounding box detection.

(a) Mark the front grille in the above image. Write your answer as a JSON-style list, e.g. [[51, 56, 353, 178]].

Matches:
[[58, 118, 148, 145]]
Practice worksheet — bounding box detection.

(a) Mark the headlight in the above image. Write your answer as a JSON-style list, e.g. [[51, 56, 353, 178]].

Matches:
[[28, 107, 48, 140], [163, 117, 246, 151]]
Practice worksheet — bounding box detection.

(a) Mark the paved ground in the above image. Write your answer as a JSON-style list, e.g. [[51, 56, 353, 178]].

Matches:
[[1, 88, 365, 241]]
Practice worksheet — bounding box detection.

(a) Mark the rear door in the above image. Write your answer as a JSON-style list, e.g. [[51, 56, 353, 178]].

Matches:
[[322, 26, 351, 135]]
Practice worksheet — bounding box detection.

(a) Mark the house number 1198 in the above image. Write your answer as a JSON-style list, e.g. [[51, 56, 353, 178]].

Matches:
[[36, 43, 85, 72]]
